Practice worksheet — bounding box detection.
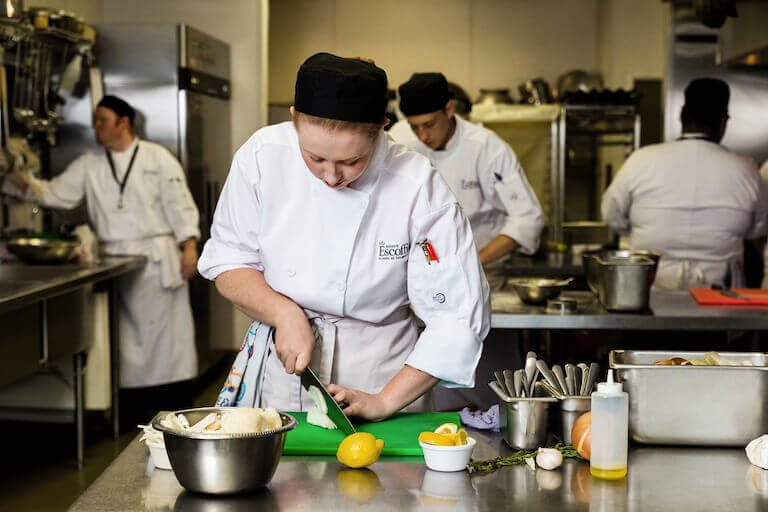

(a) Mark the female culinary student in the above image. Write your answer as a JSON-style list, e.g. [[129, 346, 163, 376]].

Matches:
[[197, 53, 490, 420]]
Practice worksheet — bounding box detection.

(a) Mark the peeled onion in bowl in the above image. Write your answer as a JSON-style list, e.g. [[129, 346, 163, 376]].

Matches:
[[571, 412, 591, 460]]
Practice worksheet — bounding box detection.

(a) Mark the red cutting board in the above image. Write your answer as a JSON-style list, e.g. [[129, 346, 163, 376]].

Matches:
[[690, 288, 768, 306]]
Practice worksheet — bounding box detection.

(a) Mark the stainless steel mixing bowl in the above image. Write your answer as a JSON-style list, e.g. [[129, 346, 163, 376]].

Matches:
[[507, 278, 567, 305], [6, 237, 79, 264], [152, 407, 297, 495]]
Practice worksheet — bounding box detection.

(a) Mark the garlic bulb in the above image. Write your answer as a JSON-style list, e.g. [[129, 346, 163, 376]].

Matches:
[[536, 448, 563, 470], [746, 434, 768, 470]]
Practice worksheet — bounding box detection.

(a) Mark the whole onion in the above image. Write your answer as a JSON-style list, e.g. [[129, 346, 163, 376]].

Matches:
[[571, 412, 591, 460]]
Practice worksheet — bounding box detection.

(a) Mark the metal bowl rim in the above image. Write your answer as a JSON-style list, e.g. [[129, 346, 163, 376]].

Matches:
[[152, 407, 297, 439], [6, 237, 79, 248]]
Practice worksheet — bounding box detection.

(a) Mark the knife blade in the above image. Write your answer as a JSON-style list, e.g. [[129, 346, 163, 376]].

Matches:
[[711, 283, 751, 301], [300, 366, 357, 435]]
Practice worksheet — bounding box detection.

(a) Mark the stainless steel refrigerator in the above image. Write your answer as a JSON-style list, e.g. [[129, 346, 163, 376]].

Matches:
[[52, 24, 234, 374]]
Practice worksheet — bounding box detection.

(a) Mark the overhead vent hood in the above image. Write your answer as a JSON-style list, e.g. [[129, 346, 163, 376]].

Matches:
[[665, 1, 768, 68], [719, 1, 768, 68]]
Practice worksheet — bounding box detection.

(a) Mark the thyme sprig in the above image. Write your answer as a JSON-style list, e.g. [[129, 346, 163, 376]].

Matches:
[[468, 443, 582, 474]]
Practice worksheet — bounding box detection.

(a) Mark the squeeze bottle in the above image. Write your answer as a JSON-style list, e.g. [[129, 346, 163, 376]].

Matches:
[[590, 369, 628, 479]]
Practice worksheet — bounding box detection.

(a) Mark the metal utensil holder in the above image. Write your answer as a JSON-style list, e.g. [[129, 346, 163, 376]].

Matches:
[[498, 396, 557, 449], [559, 397, 591, 445]]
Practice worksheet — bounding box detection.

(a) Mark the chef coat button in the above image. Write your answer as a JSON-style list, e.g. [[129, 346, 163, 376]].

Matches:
[[336, 281, 345, 291], [287, 268, 296, 277]]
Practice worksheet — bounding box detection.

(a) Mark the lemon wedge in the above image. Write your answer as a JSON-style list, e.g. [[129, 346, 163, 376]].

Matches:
[[418, 431, 457, 446], [434, 422, 458, 435], [455, 428, 468, 446]]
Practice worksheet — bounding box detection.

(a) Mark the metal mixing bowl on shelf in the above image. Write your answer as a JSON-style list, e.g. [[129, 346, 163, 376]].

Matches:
[[506, 277, 572, 305], [152, 407, 297, 495], [6, 236, 79, 264]]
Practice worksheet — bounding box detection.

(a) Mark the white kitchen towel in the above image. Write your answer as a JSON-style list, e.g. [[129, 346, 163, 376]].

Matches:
[[459, 404, 500, 432]]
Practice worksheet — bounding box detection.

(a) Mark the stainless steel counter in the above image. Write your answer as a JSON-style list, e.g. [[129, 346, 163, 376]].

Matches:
[[0, 256, 146, 313], [68, 429, 768, 511], [0, 256, 146, 466], [492, 290, 768, 330]]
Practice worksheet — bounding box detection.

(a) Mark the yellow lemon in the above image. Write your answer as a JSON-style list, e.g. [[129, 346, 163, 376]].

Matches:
[[336, 468, 384, 502], [336, 432, 385, 468], [455, 428, 468, 446], [418, 431, 457, 446], [434, 422, 458, 435]]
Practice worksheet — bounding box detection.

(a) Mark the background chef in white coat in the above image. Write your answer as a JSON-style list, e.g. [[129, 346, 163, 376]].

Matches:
[[198, 53, 490, 420], [602, 78, 767, 290], [3, 95, 201, 426], [389, 72, 544, 410], [389, 73, 544, 265]]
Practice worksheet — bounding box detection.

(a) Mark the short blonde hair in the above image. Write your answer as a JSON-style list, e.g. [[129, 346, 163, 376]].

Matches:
[[293, 110, 384, 141]]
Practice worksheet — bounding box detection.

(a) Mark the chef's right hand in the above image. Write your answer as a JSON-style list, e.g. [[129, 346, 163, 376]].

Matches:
[[6, 168, 29, 193], [274, 304, 315, 375]]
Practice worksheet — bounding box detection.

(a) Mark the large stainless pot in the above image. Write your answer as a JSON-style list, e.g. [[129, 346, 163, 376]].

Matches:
[[475, 88, 515, 105], [596, 255, 655, 311], [583, 249, 660, 295], [518, 79, 553, 105]]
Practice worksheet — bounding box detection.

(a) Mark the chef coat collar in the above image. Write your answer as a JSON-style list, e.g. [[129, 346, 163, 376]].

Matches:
[[679, 132, 714, 142], [108, 136, 139, 156], [441, 114, 462, 152]]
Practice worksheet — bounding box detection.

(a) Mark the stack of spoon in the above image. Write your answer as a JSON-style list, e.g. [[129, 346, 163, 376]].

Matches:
[[489, 351, 541, 400], [489, 353, 600, 400], [536, 361, 599, 398]]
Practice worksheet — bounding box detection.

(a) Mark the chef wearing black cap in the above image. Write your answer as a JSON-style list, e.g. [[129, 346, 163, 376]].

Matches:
[[198, 53, 490, 419], [602, 78, 767, 289], [389, 72, 544, 265], [3, 95, 201, 411]]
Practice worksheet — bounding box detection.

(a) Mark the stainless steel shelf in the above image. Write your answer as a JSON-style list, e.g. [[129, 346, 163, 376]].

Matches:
[[491, 290, 768, 330]]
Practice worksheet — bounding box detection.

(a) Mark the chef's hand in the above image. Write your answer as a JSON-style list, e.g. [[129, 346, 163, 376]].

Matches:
[[180, 239, 198, 280], [5, 168, 29, 194], [274, 304, 315, 375], [326, 384, 392, 422]]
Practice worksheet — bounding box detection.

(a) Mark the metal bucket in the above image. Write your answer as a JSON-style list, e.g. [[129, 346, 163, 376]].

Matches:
[[583, 249, 660, 295], [596, 255, 655, 311]]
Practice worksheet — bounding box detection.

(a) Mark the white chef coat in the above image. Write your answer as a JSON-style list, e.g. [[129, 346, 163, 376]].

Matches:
[[389, 116, 544, 253], [602, 135, 768, 290], [198, 122, 491, 409], [5, 138, 201, 387]]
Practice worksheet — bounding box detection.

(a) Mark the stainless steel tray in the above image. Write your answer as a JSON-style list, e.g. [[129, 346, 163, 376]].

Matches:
[[610, 350, 768, 446]]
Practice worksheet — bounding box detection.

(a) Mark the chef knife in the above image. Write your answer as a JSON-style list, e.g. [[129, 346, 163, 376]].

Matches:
[[300, 366, 357, 435], [711, 283, 751, 301]]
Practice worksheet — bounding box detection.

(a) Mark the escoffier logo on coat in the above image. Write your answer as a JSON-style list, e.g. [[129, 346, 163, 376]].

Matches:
[[378, 241, 410, 261]]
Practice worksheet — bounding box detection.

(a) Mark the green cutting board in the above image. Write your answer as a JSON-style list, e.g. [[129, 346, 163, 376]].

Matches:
[[282, 411, 461, 456]]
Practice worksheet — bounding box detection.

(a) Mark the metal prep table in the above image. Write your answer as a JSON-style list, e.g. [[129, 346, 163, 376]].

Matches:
[[492, 289, 768, 330], [68, 428, 767, 511], [0, 256, 146, 466]]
